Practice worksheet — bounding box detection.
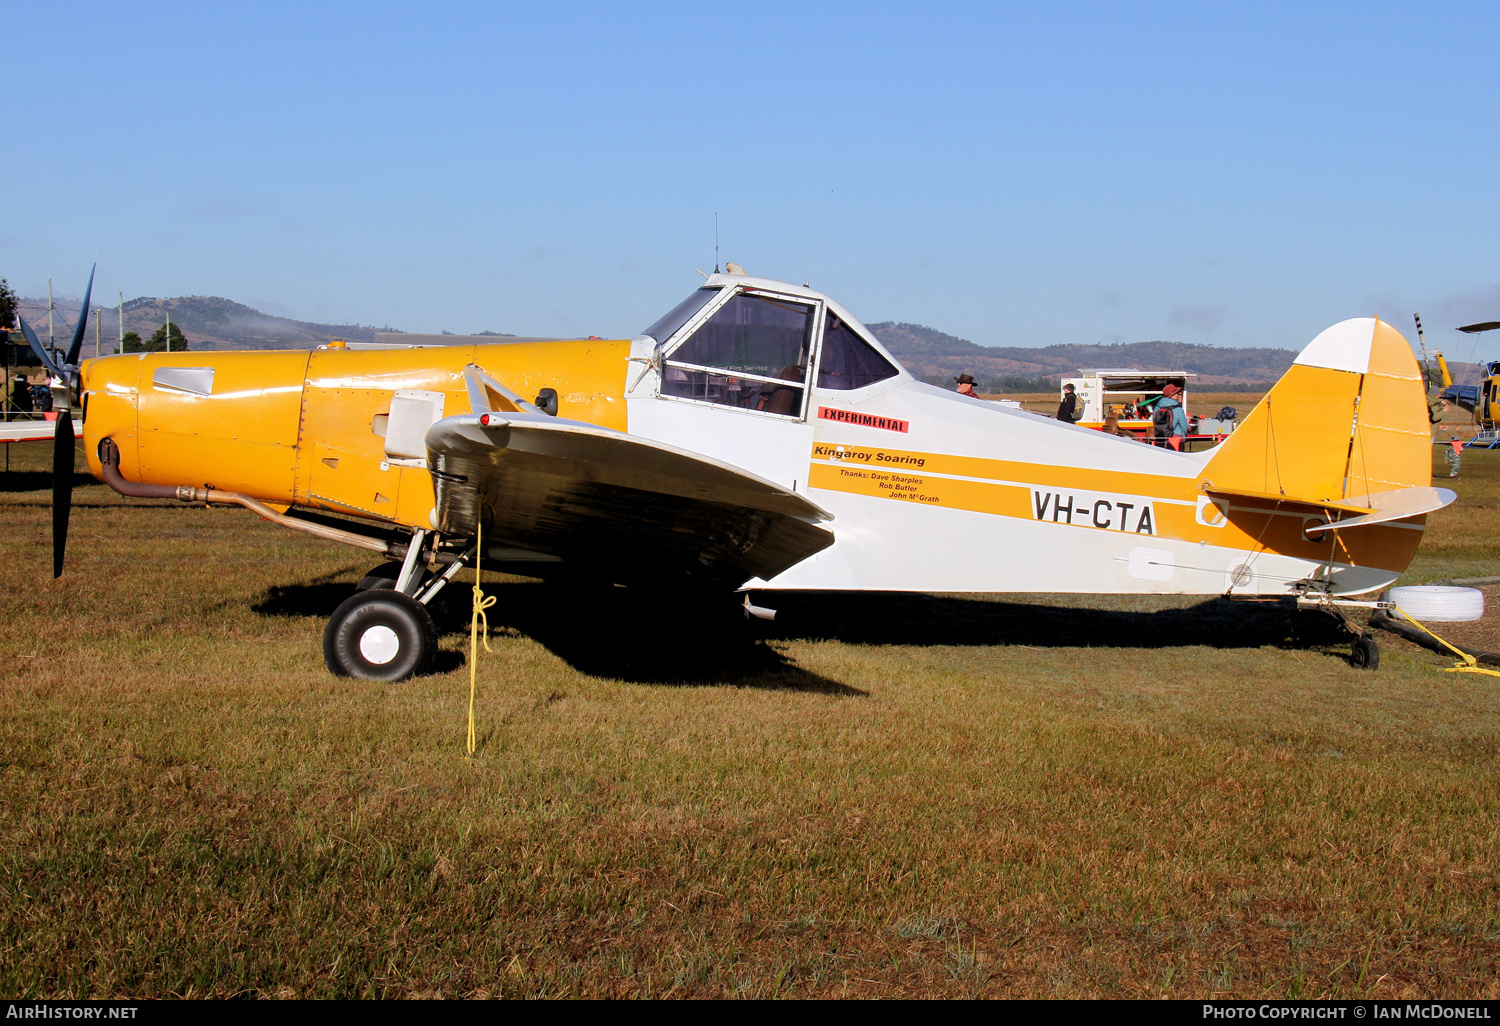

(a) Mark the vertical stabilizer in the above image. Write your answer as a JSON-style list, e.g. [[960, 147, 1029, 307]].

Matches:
[[1203, 318, 1430, 504]]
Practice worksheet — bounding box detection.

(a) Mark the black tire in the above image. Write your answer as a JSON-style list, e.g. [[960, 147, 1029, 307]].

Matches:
[[1350, 636, 1380, 671], [356, 561, 403, 591], [323, 591, 437, 682]]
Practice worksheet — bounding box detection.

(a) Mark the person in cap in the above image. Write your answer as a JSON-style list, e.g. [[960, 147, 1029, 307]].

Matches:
[[955, 373, 979, 398], [1056, 383, 1079, 422], [1154, 383, 1188, 449]]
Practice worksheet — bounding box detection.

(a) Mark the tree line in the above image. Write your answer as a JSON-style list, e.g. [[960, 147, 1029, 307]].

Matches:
[[119, 322, 188, 353]]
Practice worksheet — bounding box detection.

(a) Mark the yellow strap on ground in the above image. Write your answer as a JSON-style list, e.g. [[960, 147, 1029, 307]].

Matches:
[[468, 518, 495, 755], [1393, 605, 1500, 678]]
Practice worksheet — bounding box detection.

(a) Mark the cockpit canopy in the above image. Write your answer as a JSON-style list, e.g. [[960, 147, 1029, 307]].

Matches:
[[641, 279, 901, 419]]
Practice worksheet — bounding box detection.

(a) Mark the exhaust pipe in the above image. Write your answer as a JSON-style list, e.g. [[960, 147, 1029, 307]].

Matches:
[[97, 437, 394, 555]]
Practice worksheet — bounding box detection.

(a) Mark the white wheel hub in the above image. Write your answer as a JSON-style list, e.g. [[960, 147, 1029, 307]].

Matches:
[[358, 624, 401, 664]]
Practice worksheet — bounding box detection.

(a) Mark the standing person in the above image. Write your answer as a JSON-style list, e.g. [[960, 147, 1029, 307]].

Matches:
[[11, 374, 31, 414], [954, 373, 979, 398], [1154, 384, 1188, 450], [1446, 434, 1463, 478], [1056, 383, 1079, 422]]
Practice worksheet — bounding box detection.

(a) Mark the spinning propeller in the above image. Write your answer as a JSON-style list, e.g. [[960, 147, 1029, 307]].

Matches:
[[16, 264, 96, 578]]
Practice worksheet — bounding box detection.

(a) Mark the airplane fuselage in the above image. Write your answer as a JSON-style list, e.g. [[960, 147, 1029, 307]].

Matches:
[[79, 274, 1435, 599]]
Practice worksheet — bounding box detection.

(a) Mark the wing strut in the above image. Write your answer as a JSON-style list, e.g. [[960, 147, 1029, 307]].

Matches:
[[463, 364, 544, 417]]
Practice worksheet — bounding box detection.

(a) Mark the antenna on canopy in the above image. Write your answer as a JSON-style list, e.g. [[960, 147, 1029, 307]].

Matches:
[[1415, 313, 1432, 393], [806, 189, 833, 288], [714, 213, 720, 274]]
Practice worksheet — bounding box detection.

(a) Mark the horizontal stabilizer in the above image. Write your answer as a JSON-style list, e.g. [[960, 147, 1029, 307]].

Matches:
[[1202, 485, 1374, 516], [1303, 487, 1457, 535]]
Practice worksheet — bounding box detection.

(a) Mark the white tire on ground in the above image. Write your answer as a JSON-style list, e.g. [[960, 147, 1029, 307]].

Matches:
[[1391, 586, 1486, 623]]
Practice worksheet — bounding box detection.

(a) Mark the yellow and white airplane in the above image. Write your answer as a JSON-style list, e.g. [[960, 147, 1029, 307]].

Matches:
[[28, 267, 1453, 679]]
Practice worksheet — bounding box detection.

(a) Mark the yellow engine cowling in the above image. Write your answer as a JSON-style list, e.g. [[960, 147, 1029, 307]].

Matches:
[[80, 340, 632, 530], [81, 350, 309, 501]]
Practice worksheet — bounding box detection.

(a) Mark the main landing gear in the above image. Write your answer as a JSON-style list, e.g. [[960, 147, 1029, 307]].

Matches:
[[323, 529, 474, 682], [324, 590, 438, 682]]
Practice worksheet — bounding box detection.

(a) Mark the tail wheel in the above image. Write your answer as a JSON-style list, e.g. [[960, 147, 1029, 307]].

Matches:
[[323, 591, 437, 682], [1350, 636, 1380, 671]]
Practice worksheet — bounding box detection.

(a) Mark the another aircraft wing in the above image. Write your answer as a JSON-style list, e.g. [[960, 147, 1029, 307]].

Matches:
[[0, 419, 82, 444], [425, 409, 835, 589]]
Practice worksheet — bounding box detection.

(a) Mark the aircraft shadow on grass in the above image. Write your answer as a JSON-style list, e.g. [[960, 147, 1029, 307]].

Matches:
[[251, 579, 1348, 687], [0, 470, 97, 493], [251, 577, 864, 694], [760, 591, 1348, 653]]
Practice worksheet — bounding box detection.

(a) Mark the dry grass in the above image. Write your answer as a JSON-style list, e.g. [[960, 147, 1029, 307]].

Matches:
[[1, 441, 1499, 999]]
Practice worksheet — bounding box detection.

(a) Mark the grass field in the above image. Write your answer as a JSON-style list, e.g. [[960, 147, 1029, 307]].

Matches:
[[1, 439, 1498, 999]]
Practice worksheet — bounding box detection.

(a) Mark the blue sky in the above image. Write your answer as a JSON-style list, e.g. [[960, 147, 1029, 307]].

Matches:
[[5, 1, 1500, 355]]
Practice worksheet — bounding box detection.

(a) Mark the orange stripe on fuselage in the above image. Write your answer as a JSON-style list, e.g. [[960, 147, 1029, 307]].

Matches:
[[806, 442, 1423, 571], [809, 442, 1194, 500]]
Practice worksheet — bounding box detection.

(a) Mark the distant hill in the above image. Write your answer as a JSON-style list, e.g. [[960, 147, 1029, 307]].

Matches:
[[16, 294, 389, 351], [869, 322, 1299, 390], [119, 296, 382, 348], [866, 323, 1059, 379]]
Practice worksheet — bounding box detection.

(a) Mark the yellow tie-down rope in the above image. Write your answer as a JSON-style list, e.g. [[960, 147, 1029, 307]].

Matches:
[[1393, 605, 1500, 679], [468, 518, 496, 754]]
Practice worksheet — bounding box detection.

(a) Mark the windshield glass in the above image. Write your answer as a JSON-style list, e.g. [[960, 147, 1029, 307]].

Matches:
[[661, 292, 815, 418], [669, 293, 814, 379], [641, 287, 721, 344], [817, 314, 898, 390]]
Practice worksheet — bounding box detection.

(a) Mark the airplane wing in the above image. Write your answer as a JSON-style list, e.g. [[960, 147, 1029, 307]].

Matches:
[[425, 373, 834, 588]]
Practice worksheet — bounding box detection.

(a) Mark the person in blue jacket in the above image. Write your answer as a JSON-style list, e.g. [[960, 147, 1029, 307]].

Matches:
[[1153, 383, 1189, 450]]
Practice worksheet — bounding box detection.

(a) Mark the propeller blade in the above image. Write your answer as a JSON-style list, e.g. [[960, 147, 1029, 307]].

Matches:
[[52, 410, 75, 579], [64, 263, 97, 366], [17, 316, 61, 378]]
